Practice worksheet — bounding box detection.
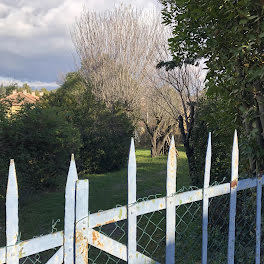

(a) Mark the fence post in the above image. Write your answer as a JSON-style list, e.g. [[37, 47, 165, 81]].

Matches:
[[255, 174, 262, 264], [64, 154, 78, 263], [202, 133, 212, 264], [127, 138, 137, 264], [6, 159, 19, 264], [75, 179, 89, 264], [227, 130, 239, 264], [166, 136, 177, 264]]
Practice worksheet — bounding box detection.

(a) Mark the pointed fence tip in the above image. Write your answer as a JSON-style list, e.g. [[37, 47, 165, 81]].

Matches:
[[234, 129, 237, 137], [233, 129, 238, 146], [71, 153, 75, 161], [208, 132, 212, 146], [171, 135, 175, 145], [129, 138, 135, 153], [168, 135, 176, 154]]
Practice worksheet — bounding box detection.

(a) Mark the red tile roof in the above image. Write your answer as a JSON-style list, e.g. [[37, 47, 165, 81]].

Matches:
[[1, 91, 40, 106]]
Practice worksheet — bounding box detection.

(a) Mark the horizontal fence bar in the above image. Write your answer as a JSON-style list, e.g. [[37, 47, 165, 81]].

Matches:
[[0, 175, 262, 263], [0, 231, 63, 263], [89, 206, 127, 228], [87, 228, 160, 264], [46, 247, 63, 264], [88, 176, 262, 228]]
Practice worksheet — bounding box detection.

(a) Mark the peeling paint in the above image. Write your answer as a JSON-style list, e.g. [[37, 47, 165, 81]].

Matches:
[[92, 231, 104, 248], [76, 230, 88, 263], [231, 179, 238, 188], [118, 209, 122, 219]]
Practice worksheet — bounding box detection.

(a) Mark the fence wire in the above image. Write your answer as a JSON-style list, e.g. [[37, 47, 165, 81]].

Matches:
[[89, 185, 263, 264], [18, 218, 62, 264], [1, 184, 263, 263]]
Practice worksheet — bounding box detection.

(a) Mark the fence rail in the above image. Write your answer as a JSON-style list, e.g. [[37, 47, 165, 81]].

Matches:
[[0, 131, 263, 263]]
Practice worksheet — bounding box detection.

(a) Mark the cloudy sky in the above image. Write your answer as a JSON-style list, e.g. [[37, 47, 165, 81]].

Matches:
[[0, 0, 160, 89]]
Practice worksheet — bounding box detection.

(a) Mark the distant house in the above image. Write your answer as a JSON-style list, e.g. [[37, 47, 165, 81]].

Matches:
[[0, 90, 42, 114]]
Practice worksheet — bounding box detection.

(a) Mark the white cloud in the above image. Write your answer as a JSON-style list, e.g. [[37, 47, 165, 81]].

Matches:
[[0, 0, 160, 83], [0, 76, 59, 89]]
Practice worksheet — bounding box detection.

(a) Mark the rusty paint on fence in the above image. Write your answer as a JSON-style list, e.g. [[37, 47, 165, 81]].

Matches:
[[227, 130, 239, 264], [75, 180, 89, 264], [1, 134, 264, 264], [87, 228, 160, 263], [231, 179, 238, 188], [76, 231, 88, 264]]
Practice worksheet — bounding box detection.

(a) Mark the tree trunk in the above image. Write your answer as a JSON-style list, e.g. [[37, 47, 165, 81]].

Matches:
[[178, 114, 196, 183], [151, 134, 158, 157]]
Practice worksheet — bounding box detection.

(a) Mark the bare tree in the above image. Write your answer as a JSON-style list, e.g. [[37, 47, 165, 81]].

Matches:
[[72, 5, 206, 159], [71, 5, 161, 113], [139, 83, 180, 156], [71, 5, 181, 156], [154, 40, 206, 174]]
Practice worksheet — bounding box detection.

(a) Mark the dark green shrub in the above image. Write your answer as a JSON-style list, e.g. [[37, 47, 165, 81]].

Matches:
[[190, 96, 238, 187], [0, 105, 81, 194], [45, 72, 134, 174]]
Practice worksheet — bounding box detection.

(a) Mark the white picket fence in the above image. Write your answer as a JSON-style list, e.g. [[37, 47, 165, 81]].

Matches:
[[0, 131, 263, 263]]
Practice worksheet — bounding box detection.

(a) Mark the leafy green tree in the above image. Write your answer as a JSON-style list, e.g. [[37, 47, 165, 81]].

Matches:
[[160, 0, 264, 174], [0, 104, 81, 201], [1, 83, 18, 96], [45, 72, 134, 174], [21, 83, 32, 93], [190, 96, 241, 186]]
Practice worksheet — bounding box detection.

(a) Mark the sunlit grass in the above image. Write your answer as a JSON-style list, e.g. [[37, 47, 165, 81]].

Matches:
[[0, 146, 189, 245]]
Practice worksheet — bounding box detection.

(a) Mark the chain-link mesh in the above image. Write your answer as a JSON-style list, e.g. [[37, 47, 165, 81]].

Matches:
[[0, 184, 262, 263], [17, 219, 61, 264], [88, 187, 203, 263], [88, 185, 262, 264]]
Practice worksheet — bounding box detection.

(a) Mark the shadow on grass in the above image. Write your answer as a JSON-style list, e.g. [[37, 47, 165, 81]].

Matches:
[[0, 147, 189, 248]]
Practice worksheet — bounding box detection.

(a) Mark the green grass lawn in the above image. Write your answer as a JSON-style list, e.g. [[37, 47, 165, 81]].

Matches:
[[0, 146, 189, 246]]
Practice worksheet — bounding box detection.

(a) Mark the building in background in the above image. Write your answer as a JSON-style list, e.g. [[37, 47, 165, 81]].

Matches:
[[0, 90, 43, 114]]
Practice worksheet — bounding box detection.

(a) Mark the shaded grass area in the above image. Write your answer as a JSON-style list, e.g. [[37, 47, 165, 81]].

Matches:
[[86, 146, 189, 212], [0, 146, 189, 246]]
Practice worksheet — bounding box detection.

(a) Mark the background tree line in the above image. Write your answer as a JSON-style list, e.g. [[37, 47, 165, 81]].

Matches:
[[2, 1, 260, 203], [0, 83, 50, 98], [0, 73, 133, 206]]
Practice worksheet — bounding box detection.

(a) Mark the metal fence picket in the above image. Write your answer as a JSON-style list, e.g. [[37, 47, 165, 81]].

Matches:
[[227, 131, 239, 264], [166, 136, 177, 264], [127, 138, 137, 264], [255, 175, 262, 264], [0, 133, 264, 264], [75, 179, 89, 264], [202, 133, 212, 264], [64, 154, 78, 263], [6, 160, 19, 264]]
